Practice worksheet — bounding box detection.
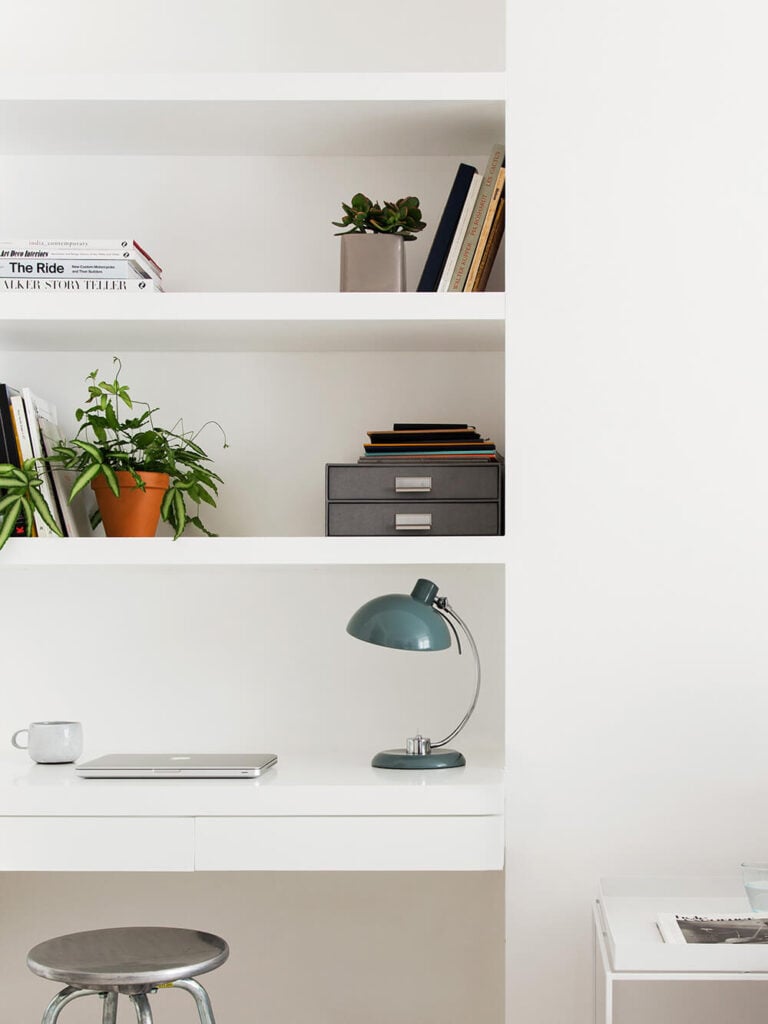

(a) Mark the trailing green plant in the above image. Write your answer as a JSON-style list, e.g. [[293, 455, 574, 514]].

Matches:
[[333, 193, 425, 240], [0, 358, 227, 550], [0, 460, 64, 547]]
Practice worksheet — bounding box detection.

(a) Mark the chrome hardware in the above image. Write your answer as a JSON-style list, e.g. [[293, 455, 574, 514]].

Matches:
[[395, 513, 432, 531], [406, 735, 432, 755], [395, 475, 432, 493]]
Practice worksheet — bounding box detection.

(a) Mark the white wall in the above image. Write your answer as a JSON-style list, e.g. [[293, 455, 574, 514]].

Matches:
[[0, 0, 505, 73], [507, 0, 768, 1021], [0, 564, 505, 761]]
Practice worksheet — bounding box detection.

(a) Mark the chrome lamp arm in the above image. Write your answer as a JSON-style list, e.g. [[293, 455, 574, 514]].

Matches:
[[431, 600, 481, 750]]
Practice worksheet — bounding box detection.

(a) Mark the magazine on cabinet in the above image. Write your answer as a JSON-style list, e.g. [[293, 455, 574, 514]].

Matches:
[[657, 913, 768, 944]]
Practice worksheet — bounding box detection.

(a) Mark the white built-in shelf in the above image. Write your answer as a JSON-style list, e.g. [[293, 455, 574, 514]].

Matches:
[[0, 536, 508, 568], [0, 291, 504, 352], [0, 756, 504, 818], [0, 73, 505, 156], [0, 756, 504, 871]]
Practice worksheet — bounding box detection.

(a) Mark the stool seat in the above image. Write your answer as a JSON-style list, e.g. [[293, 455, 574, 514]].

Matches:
[[27, 927, 229, 993]]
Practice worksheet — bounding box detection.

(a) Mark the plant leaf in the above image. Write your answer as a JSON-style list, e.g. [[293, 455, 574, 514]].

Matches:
[[29, 487, 64, 536], [0, 498, 21, 549], [68, 462, 102, 502], [100, 463, 121, 498], [71, 439, 104, 464], [172, 489, 186, 540], [19, 495, 35, 535]]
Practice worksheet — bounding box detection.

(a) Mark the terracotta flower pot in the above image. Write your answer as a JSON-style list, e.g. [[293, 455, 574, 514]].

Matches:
[[91, 471, 170, 538]]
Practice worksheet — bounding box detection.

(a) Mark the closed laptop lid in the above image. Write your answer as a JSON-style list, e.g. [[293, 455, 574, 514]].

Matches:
[[75, 753, 277, 778]]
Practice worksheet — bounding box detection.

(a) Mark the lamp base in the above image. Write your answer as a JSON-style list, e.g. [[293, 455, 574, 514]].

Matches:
[[371, 748, 466, 770]]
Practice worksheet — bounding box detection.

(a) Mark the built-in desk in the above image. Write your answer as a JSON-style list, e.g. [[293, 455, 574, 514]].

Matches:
[[0, 757, 504, 872]]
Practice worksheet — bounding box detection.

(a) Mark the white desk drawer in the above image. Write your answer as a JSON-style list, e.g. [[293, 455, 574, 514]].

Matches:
[[196, 816, 504, 871], [0, 817, 194, 871]]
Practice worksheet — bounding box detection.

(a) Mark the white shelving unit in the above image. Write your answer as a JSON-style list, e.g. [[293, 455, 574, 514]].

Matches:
[[0, 59, 507, 757], [0, 24, 509, 1024]]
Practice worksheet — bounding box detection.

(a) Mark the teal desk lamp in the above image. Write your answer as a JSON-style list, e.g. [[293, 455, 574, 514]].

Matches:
[[346, 578, 481, 769]]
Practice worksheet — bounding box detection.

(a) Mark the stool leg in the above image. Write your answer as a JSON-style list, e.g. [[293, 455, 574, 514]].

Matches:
[[129, 993, 154, 1023], [41, 986, 101, 1023], [168, 978, 217, 1024], [101, 991, 118, 1024]]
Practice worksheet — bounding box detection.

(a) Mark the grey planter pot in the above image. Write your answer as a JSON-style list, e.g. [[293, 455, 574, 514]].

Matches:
[[339, 234, 406, 292]]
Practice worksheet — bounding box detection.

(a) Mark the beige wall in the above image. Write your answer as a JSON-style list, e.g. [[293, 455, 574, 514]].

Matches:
[[0, 872, 503, 1023]]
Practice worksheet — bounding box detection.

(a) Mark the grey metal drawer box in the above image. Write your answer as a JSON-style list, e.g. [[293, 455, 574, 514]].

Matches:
[[327, 502, 500, 536], [327, 463, 501, 501]]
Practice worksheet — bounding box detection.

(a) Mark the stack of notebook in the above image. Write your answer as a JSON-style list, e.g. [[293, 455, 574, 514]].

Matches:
[[358, 423, 500, 463]]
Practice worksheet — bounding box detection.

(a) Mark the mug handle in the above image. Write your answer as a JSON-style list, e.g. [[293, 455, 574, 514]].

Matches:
[[11, 729, 29, 749]]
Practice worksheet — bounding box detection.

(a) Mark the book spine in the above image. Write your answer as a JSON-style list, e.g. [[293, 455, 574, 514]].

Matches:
[[392, 423, 471, 430], [0, 259, 149, 280], [416, 163, 478, 292], [359, 455, 498, 463], [0, 384, 21, 468], [1, 278, 160, 292], [464, 167, 506, 292], [437, 174, 482, 292], [447, 143, 505, 293], [21, 389, 65, 537], [473, 198, 506, 293], [9, 395, 49, 536], [367, 431, 483, 443], [0, 248, 161, 280], [0, 240, 163, 274], [363, 444, 496, 453], [0, 385, 27, 538], [36, 412, 80, 538]]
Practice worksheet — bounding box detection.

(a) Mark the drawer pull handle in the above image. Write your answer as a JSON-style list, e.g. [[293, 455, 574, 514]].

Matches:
[[395, 513, 432, 531], [395, 476, 432, 493]]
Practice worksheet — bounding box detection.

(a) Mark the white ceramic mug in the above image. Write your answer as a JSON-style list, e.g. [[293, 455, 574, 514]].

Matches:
[[11, 721, 83, 764]]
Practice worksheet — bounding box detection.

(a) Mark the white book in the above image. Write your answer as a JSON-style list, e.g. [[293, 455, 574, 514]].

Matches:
[[35, 403, 98, 539], [0, 239, 162, 271], [1, 278, 161, 292], [437, 172, 482, 292], [0, 258, 149, 280], [0, 249, 161, 281], [9, 393, 56, 537], [21, 388, 65, 537]]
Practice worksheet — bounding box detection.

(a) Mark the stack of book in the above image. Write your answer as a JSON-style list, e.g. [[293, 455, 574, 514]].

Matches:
[[0, 238, 163, 292], [358, 423, 500, 464], [0, 381, 94, 538], [417, 143, 505, 293]]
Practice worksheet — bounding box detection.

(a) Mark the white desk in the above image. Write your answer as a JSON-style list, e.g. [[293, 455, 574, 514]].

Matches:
[[594, 877, 768, 1024], [0, 756, 504, 872]]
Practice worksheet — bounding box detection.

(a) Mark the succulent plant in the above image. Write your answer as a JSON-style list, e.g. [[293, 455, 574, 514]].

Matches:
[[333, 193, 426, 241]]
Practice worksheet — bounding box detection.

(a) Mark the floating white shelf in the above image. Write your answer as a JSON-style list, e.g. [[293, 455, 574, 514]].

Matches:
[[0, 756, 504, 818], [0, 536, 508, 567], [0, 72, 505, 156], [0, 292, 504, 352], [0, 757, 504, 871]]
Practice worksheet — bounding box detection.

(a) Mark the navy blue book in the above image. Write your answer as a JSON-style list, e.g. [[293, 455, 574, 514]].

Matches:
[[417, 162, 477, 292]]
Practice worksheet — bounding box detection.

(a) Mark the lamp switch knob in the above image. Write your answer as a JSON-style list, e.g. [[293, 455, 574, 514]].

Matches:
[[406, 735, 432, 756]]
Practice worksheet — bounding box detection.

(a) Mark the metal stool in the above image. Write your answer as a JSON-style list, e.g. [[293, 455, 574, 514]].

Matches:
[[27, 926, 229, 1023]]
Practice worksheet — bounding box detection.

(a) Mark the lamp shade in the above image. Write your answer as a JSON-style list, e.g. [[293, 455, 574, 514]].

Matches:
[[346, 578, 451, 652]]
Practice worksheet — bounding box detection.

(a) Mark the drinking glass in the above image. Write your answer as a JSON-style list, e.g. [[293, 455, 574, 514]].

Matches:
[[741, 863, 768, 912]]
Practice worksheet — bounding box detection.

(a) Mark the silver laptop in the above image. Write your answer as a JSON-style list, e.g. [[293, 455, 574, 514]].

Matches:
[[75, 753, 277, 779]]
